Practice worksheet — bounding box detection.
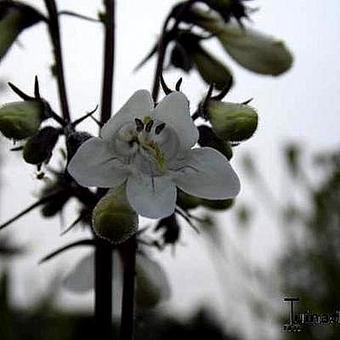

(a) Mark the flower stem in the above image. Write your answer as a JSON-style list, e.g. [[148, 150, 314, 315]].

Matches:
[[151, 0, 198, 102], [101, 0, 116, 125], [119, 235, 137, 340], [44, 0, 71, 122], [95, 239, 113, 338], [94, 1, 116, 338]]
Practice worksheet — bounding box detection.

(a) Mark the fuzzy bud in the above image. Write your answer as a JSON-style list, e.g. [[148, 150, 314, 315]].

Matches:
[[198, 125, 233, 160], [66, 131, 93, 161], [200, 198, 234, 210], [207, 100, 258, 142], [23, 126, 59, 165], [216, 24, 293, 76], [177, 190, 202, 210], [92, 187, 138, 244], [0, 101, 45, 140], [192, 46, 233, 90], [174, 32, 233, 90]]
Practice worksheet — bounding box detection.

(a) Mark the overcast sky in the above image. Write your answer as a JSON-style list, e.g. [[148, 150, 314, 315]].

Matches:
[[1, 1, 340, 339]]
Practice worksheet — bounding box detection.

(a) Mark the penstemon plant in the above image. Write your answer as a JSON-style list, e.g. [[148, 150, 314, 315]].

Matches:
[[0, 0, 292, 339]]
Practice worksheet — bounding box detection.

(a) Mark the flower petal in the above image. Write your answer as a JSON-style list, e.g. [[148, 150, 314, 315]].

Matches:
[[67, 137, 128, 188], [101, 90, 154, 140], [126, 174, 176, 218], [63, 253, 94, 293], [173, 147, 240, 199], [153, 92, 199, 150]]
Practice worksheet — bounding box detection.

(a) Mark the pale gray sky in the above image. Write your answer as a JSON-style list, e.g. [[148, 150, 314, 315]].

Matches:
[[1, 1, 340, 340]]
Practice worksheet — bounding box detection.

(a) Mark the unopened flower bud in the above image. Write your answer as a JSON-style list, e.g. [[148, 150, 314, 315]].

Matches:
[[207, 100, 258, 142], [182, 7, 293, 76], [170, 43, 194, 72], [41, 190, 71, 218], [198, 125, 233, 160], [192, 46, 233, 90], [92, 187, 138, 244], [205, 0, 248, 22], [174, 32, 233, 90], [23, 126, 59, 165], [0, 101, 45, 140], [177, 190, 202, 210], [66, 131, 93, 161], [0, 2, 44, 61], [200, 198, 234, 210], [216, 24, 293, 76]]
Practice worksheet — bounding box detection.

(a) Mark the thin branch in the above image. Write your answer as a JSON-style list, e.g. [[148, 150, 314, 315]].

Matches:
[[44, 0, 71, 122], [58, 10, 101, 23], [0, 191, 62, 231], [39, 239, 95, 264], [151, 0, 198, 102]]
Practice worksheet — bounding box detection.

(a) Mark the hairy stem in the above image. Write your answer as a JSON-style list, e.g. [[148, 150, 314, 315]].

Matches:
[[95, 239, 113, 338], [151, 0, 197, 102], [119, 235, 137, 340], [94, 1, 116, 338], [44, 0, 71, 122], [101, 0, 116, 124]]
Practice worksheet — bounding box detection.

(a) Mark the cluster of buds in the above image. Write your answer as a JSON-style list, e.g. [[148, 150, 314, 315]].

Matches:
[[0, 78, 60, 167], [140, 1, 293, 92]]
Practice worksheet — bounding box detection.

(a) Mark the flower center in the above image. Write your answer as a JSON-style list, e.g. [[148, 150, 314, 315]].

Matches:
[[113, 117, 179, 176]]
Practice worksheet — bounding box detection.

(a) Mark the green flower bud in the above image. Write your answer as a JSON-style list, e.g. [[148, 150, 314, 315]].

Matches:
[[23, 126, 59, 165], [174, 32, 233, 90], [182, 7, 293, 76], [0, 101, 45, 140], [207, 100, 258, 142], [170, 43, 194, 73], [66, 131, 93, 161], [216, 24, 293, 76], [177, 189, 202, 210], [0, 2, 44, 61], [191, 46, 233, 90], [205, 0, 248, 22], [136, 255, 170, 308], [41, 190, 71, 218], [92, 187, 138, 244], [200, 198, 234, 210], [198, 125, 233, 160]]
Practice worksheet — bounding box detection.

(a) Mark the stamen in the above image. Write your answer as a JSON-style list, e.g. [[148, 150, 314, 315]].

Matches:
[[135, 118, 144, 132], [145, 119, 154, 132], [155, 122, 166, 135]]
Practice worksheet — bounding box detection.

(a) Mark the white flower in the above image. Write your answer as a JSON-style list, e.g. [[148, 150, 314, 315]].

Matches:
[[68, 90, 240, 219]]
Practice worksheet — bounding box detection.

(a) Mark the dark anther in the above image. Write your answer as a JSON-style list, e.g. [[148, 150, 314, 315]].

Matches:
[[145, 119, 154, 132], [155, 122, 166, 135], [135, 118, 144, 132]]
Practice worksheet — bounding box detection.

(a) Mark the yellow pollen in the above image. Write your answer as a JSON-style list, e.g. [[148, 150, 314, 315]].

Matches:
[[143, 139, 166, 171], [143, 116, 153, 125]]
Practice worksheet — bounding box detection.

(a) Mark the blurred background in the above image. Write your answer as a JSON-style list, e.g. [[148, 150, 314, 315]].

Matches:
[[1, 1, 340, 339]]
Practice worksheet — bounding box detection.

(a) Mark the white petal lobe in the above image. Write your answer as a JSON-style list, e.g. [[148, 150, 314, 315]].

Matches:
[[153, 92, 198, 150], [101, 90, 154, 140], [126, 174, 176, 219], [67, 137, 128, 188], [174, 147, 240, 199]]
